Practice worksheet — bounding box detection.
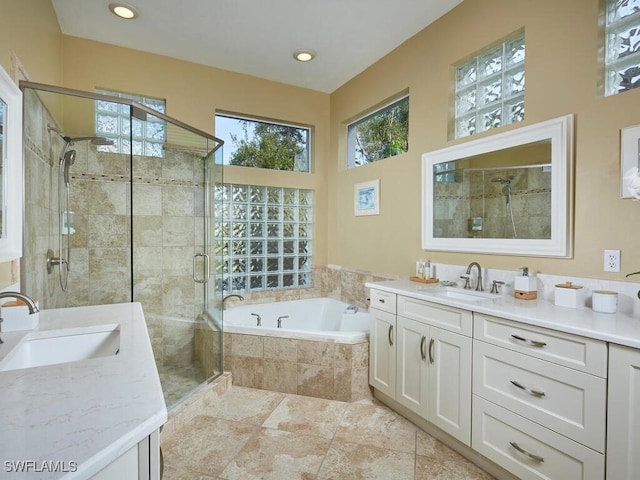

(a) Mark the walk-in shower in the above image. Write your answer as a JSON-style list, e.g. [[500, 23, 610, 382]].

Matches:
[[491, 176, 518, 238], [46, 125, 115, 291], [20, 82, 224, 408]]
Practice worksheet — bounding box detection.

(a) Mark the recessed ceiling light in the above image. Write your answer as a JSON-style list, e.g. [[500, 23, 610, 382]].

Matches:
[[293, 49, 316, 62], [109, 3, 138, 19]]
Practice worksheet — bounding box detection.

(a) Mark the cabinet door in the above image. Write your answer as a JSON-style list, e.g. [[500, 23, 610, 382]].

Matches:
[[396, 316, 429, 416], [369, 308, 396, 398], [607, 344, 640, 480], [428, 326, 472, 445]]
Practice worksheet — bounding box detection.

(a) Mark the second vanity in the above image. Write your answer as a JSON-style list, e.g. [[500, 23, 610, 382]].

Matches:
[[0, 302, 166, 479], [366, 279, 640, 480]]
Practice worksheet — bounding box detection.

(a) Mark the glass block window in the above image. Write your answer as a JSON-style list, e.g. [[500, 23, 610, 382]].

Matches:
[[454, 33, 525, 139], [347, 95, 409, 168], [215, 113, 310, 172], [95, 89, 166, 157], [604, 0, 640, 95], [214, 184, 313, 293]]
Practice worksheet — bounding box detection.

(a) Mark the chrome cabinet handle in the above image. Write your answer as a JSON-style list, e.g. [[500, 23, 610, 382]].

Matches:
[[428, 338, 435, 364], [511, 334, 547, 348], [510, 380, 546, 398], [378, 298, 386, 304], [420, 336, 427, 360], [388, 325, 394, 346], [509, 441, 544, 463]]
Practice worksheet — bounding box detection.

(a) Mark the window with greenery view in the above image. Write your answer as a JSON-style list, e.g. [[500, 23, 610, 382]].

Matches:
[[214, 184, 313, 293], [454, 33, 525, 139], [347, 96, 409, 168], [215, 113, 310, 172], [95, 89, 166, 157], [604, 0, 640, 96]]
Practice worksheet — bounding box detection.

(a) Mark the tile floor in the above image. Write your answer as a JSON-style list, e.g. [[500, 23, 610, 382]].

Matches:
[[161, 386, 495, 479]]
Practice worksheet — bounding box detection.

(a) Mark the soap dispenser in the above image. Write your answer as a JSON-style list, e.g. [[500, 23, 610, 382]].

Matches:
[[513, 267, 537, 300]]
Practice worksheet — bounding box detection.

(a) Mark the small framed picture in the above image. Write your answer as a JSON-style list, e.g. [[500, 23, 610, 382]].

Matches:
[[354, 179, 380, 216], [621, 124, 640, 199]]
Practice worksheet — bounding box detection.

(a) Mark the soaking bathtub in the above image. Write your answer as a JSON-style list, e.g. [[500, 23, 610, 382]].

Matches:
[[222, 297, 372, 401], [222, 297, 370, 343]]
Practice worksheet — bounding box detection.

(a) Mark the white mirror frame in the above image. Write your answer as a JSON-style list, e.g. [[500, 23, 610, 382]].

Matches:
[[422, 114, 574, 258], [0, 65, 23, 262]]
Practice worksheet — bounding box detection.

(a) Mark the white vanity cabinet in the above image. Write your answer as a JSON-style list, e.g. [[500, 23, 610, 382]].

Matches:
[[91, 429, 161, 480], [606, 344, 640, 480], [472, 314, 607, 480], [369, 289, 472, 445]]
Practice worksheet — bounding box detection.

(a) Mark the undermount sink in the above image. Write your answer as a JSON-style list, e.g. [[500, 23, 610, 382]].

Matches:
[[0, 324, 120, 372], [425, 287, 494, 302]]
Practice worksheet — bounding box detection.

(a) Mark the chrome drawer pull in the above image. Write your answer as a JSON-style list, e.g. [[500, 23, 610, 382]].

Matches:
[[378, 298, 386, 304], [509, 441, 544, 463], [388, 325, 394, 346], [510, 380, 546, 398], [428, 338, 435, 364], [420, 336, 427, 360], [511, 334, 547, 348]]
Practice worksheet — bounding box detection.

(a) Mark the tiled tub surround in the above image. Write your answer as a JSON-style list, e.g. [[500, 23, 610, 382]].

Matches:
[[224, 331, 371, 402]]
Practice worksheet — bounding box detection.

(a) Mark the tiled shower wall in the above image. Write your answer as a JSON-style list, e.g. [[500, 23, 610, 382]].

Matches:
[[433, 167, 551, 239], [22, 88, 211, 372]]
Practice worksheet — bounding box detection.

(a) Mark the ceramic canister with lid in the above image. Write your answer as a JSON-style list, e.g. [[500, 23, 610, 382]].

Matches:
[[554, 281, 584, 308], [592, 290, 618, 313]]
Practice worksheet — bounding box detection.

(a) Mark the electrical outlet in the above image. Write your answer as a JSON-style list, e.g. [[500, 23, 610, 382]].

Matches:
[[604, 249, 621, 272]]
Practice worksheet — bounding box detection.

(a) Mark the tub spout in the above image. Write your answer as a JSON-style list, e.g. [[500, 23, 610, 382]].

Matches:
[[222, 294, 244, 310], [277, 315, 288, 329]]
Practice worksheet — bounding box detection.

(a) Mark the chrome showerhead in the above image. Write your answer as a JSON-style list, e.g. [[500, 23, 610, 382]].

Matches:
[[491, 177, 512, 184]]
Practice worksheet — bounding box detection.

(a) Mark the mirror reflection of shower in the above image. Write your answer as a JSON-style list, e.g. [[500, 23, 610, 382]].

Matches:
[[491, 176, 518, 239], [46, 125, 114, 291]]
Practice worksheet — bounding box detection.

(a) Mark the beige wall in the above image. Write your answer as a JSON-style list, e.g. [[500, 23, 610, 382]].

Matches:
[[3, 0, 640, 289], [329, 0, 640, 281]]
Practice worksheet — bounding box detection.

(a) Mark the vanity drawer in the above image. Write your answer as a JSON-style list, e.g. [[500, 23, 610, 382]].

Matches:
[[370, 289, 396, 314], [472, 396, 604, 480], [474, 314, 607, 377], [473, 340, 606, 452], [397, 295, 472, 336]]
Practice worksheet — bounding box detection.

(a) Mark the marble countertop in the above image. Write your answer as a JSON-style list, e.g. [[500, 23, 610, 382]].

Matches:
[[367, 279, 640, 349], [0, 302, 167, 479]]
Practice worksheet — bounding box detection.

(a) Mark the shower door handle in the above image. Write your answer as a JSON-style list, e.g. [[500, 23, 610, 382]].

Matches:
[[193, 252, 210, 284]]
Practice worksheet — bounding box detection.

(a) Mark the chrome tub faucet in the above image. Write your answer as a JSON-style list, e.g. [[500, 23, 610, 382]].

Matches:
[[222, 294, 244, 310]]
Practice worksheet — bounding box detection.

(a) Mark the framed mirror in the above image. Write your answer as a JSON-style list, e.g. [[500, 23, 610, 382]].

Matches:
[[0, 64, 23, 262], [422, 115, 574, 257]]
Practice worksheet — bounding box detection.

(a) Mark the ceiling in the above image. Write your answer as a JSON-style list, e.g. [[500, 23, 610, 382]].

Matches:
[[51, 0, 463, 93]]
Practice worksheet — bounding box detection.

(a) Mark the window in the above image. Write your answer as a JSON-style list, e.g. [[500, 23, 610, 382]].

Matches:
[[453, 33, 525, 139], [95, 89, 166, 157], [604, 0, 640, 96], [215, 113, 310, 172], [347, 96, 409, 168], [215, 184, 313, 293]]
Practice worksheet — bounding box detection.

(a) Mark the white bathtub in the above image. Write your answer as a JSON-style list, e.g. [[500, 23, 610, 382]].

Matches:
[[223, 297, 370, 343]]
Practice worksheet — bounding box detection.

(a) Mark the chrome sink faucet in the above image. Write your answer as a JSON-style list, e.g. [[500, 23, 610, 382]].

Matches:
[[0, 292, 40, 344], [465, 262, 484, 291], [222, 294, 244, 310]]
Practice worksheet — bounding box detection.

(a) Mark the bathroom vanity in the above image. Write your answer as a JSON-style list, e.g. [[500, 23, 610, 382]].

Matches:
[[0, 302, 166, 479], [367, 279, 640, 480]]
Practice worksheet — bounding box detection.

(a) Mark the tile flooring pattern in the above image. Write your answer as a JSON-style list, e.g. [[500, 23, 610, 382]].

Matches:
[[158, 361, 206, 407], [162, 386, 495, 479]]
